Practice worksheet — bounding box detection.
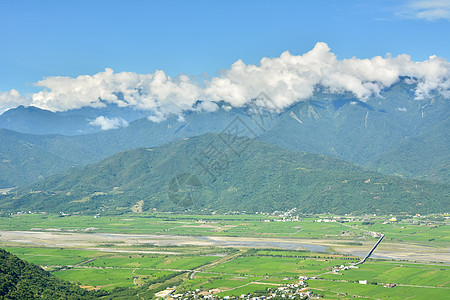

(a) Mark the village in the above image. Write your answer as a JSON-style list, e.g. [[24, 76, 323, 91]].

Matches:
[[155, 276, 314, 300]]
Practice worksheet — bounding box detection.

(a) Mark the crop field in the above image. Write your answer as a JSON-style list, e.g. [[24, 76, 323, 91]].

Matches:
[[54, 268, 177, 290], [0, 213, 447, 244], [87, 255, 218, 270], [320, 261, 450, 287], [208, 256, 353, 277], [179, 273, 265, 291], [1, 246, 99, 265], [55, 268, 139, 289], [1, 242, 448, 298], [308, 280, 449, 299], [0, 213, 448, 298], [2, 246, 220, 270], [0, 213, 359, 238]]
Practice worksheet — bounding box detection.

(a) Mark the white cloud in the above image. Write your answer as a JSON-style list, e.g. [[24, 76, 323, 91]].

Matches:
[[204, 42, 450, 107], [0, 89, 31, 114], [89, 116, 128, 130], [399, 0, 450, 21], [1, 42, 450, 121], [147, 110, 167, 123], [193, 101, 219, 112], [31, 68, 202, 114]]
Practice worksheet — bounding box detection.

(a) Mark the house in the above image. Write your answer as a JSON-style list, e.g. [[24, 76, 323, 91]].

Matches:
[[198, 291, 211, 296], [155, 287, 176, 298]]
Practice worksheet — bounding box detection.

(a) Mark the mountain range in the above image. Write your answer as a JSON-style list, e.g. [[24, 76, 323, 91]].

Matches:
[[0, 81, 448, 190], [0, 81, 448, 214], [1, 133, 448, 215], [0, 102, 147, 135]]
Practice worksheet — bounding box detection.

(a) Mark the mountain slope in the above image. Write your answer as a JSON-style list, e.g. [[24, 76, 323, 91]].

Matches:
[[0, 103, 147, 135], [0, 248, 104, 299], [259, 83, 449, 166], [368, 117, 450, 182], [0, 129, 104, 188], [1, 81, 448, 188], [2, 134, 448, 214], [0, 105, 251, 188]]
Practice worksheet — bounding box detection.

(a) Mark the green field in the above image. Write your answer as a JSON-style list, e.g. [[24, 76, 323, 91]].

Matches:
[[0, 212, 448, 298], [54, 268, 177, 290], [1, 244, 448, 298], [321, 261, 450, 287], [308, 280, 449, 300], [0, 212, 447, 246]]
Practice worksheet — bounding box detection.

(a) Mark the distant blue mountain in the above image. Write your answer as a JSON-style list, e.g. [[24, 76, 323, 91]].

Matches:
[[0, 103, 148, 135], [0, 81, 448, 188]]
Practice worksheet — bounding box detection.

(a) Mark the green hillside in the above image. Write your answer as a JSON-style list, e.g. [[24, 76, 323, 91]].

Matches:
[[0, 248, 105, 299], [368, 117, 449, 183], [0, 108, 241, 188], [1, 83, 448, 189], [2, 134, 448, 215], [259, 84, 449, 180], [0, 129, 104, 188]]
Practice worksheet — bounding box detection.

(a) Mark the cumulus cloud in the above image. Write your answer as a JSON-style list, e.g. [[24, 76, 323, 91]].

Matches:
[[0, 89, 31, 113], [147, 110, 167, 123], [399, 0, 450, 21], [31, 68, 202, 114], [204, 42, 450, 106], [1, 42, 450, 120], [89, 116, 129, 130]]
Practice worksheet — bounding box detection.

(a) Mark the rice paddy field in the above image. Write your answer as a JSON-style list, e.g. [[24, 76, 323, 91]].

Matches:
[[0, 212, 448, 298]]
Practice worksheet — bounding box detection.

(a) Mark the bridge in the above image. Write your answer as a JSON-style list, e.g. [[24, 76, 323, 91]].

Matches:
[[353, 234, 385, 266]]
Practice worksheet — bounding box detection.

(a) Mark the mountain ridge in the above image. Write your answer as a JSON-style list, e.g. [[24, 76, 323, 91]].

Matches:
[[1, 133, 447, 215], [0, 81, 448, 188]]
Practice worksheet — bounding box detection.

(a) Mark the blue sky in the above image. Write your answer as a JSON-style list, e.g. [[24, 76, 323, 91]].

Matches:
[[0, 0, 449, 94]]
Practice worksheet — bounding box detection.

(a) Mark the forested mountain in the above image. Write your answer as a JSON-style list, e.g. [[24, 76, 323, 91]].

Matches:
[[258, 83, 449, 175], [0, 248, 105, 299], [0, 103, 147, 135], [0, 104, 245, 188], [367, 117, 449, 183], [0, 129, 104, 188], [1, 134, 447, 215], [0, 81, 448, 189]]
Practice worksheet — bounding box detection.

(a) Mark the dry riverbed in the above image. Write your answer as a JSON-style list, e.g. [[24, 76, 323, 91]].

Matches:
[[1, 230, 448, 263]]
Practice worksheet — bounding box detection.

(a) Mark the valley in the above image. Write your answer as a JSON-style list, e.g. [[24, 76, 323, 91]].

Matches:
[[0, 212, 448, 299], [1, 133, 448, 215], [1, 2, 449, 299]]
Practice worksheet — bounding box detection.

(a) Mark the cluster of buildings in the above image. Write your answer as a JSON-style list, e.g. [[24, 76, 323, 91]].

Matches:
[[314, 216, 361, 223], [264, 216, 301, 223], [263, 208, 302, 222], [331, 264, 359, 275], [156, 276, 316, 300], [262, 284, 313, 299]]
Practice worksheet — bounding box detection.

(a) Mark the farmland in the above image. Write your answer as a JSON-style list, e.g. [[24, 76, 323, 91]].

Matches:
[[0, 212, 447, 243], [0, 212, 448, 298]]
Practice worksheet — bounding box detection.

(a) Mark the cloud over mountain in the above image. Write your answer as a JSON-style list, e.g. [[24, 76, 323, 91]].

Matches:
[[1, 42, 449, 118], [89, 116, 129, 130], [0, 89, 31, 114]]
